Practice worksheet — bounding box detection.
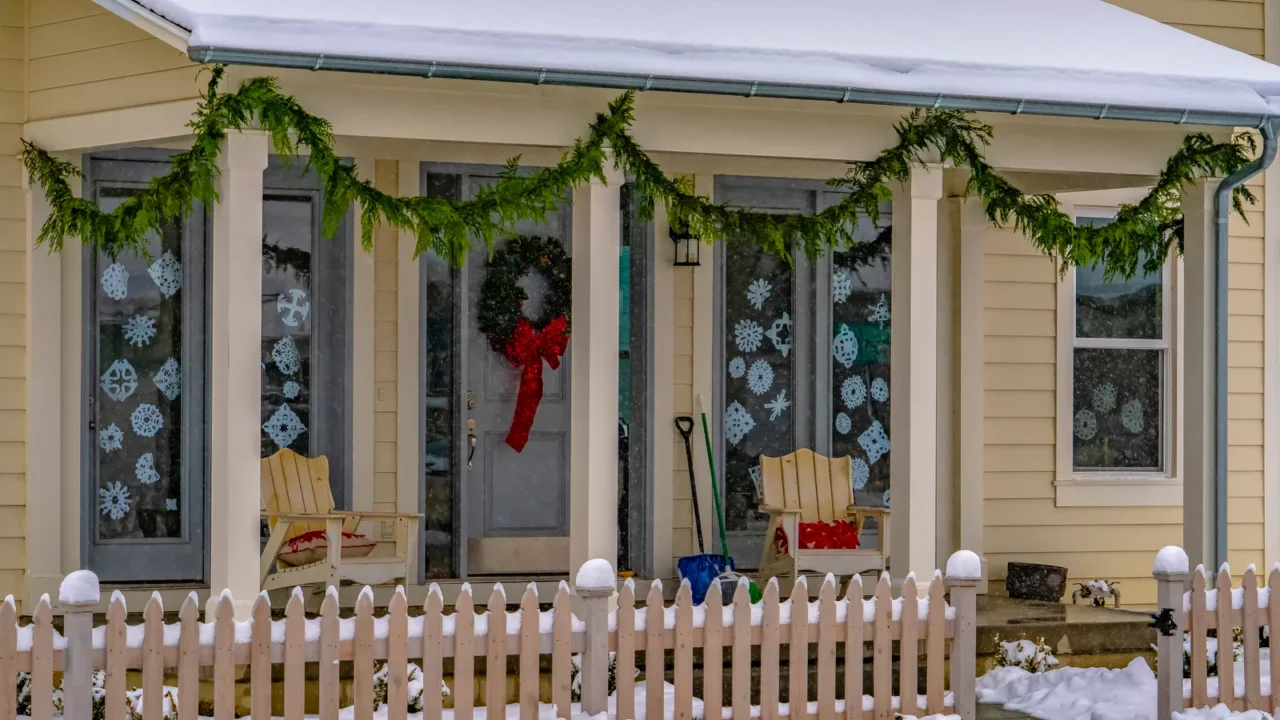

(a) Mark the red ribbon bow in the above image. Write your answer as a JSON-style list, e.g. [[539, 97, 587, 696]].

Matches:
[[502, 316, 569, 452]]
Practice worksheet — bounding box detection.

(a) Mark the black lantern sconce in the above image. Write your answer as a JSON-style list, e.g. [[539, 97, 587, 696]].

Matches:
[[670, 217, 700, 267]]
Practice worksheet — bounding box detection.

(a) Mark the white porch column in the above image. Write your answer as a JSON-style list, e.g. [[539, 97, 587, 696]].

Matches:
[[568, 153, 622, 571], [208, 131, 268, 619], [1182, 179, 1217, 571], [890, 166, 943, 583]]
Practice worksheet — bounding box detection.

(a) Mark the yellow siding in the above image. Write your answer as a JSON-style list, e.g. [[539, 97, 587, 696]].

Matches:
[[0, 0, 23, 603], [372, 162, 398, 515], [25, 0, 201, 121], [1107, 0, 1265, 57], [670, 267, 695, 569]]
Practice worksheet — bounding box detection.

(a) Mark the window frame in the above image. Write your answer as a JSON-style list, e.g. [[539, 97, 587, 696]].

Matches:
[[1055, 203, 1183, 507]]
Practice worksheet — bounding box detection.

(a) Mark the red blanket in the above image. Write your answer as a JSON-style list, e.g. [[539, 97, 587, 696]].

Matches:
[[774, 520, 860, 554]]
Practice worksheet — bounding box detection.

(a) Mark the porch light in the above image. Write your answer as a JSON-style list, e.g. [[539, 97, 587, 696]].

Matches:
[[670, 218, 700, 266]]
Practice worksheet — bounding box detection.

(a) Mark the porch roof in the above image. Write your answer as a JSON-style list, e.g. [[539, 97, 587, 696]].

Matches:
[[114, 0, 1280, 124]]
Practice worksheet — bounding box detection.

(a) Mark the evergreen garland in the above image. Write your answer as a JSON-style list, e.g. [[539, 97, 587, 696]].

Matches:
[[21, 66, 1258, 280], [476, 236, 573, 353]]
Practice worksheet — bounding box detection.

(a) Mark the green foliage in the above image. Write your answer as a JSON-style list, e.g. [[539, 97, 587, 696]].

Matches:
[[476, 236, 573, 352], [21, 67, 1259, 279]]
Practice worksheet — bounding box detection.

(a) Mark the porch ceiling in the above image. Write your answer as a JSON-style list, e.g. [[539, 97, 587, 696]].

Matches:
[[110, 0, 1280, 123]]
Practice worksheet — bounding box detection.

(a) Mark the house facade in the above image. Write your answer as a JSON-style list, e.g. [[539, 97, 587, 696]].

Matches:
[[1, 0, 1279, 612]]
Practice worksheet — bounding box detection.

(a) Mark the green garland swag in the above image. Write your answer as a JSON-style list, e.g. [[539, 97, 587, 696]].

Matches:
[[21, 66, 1258, 280], [477, 236, 572, 354]]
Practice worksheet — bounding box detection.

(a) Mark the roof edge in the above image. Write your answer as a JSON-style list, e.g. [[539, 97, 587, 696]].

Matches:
[[95, 0, 191, 51]]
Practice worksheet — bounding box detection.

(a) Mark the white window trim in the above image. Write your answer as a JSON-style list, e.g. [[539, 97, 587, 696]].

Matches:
[[1054, 203, 1184, 507]]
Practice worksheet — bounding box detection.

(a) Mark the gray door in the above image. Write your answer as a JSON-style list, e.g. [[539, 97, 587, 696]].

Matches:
[[447, 167, 573, 576], [83, 153, 208, 583]]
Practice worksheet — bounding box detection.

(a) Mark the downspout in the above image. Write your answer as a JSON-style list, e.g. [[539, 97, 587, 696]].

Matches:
[[1215, 119, 1280, 570]]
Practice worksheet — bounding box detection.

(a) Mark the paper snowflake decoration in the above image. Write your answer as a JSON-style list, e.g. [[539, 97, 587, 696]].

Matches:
[[263, 404, 307, 448], [858, 420, 890, 466], [765, 312, 792, 358], [724, 401, 755, 446], [748, 465, 763, 499], [851, 458, 870, 490], [882, 488, 891, 507], [841, 376, 866, 409], [1121, 399, 1144, 434], [165, 498, 178, 512], [1073, 409, 1098, 441], [101, 263, 129, 301], [870, 378, 889, 403], [832, 268, 853, 304], [1092, 383, 1118, 413], [130, 404, 164, 438], [122, 315, 157, 347], [135, 453, 160, 485], [728, 357, 746, 379], [100, 359, 138, 402], [746, 279, 772, 310], [734, 320, 764, 353], [277, 289, 312, 328], [833, 324, 859, 369], [867, 294, 890, 328], [98, 423, 124, 453], [746, 360, 774, 396], [764, 390, 790, 421], [283, 380, 301, 399], [272, 336, 301, 375], [147, 251, 182, 297], [152, 358, 180, 400], [98, 481, 131, 520], [835, 412, 852, 435]]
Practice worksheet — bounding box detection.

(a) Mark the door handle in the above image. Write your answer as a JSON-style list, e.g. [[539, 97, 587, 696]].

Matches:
[[467, 418, 477, 470]]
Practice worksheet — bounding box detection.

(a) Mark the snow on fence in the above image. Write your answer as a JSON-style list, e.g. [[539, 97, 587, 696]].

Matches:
[[13, 554, 981, 720], [1152, 545, 1280, 720]]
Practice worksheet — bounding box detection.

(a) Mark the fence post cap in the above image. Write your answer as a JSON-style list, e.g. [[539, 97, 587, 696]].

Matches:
[[574, 558, 616, 594], [58, 569, 100, 608], [1154, 546, 1190, 576], [944, 550, 983, 582]]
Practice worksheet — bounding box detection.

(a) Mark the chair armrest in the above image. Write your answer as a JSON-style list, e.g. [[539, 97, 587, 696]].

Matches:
[[261, 512, 350, 521], [846, 506, 889, 517], [333, 510, 424, 519], [759, 505, 802, 515]]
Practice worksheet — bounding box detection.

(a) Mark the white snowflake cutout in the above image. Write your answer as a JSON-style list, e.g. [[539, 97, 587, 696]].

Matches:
[[152, 358, 180, 400], [123, 315, 157, 347], [746, 279, 772, 310], [1074, 409, 1098, 441], [277, 289, 312, 328], [748, 465, 763, 499], [98, 481, 131, 520], [263, 404, 307, 448], [833, 324, 859, 369], [858, 420, 890, 466], [765, 312, 793, 358], [870, 378, 889, 403], [734, 320, 764, 353], [130, 404, 164, 438], [835, 412, 852, 435], [841, 376, 866, 409], [867, 293, 890, 328], [135, 453, 160, 485], [851, 458, 870, 490], [764, 390, 790, 421], [1092, 383, 1118, 413], [746, 360, 774, 396], [882, 488, 891, 507], [728, 357, 746, 379], [101, 359, 138, 402], [272, 336, 301, 375], [832, 268, 853, 304], [165, 498, 178, 512], [283, 380, 301, 399], [1121, 399, 1144, 434], [101, 263, 129, 301], [99, 423, 124, 453], [147, 251, 182, 297], [724, 401, 755, 446]]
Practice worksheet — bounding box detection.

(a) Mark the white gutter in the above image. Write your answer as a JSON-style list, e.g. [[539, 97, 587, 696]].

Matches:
[[93, 0, 190, 51]]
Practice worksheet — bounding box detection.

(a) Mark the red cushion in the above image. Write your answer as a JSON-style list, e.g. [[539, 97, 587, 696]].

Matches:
[[773, 520, 860, 555], [277, 529, 377, 567]]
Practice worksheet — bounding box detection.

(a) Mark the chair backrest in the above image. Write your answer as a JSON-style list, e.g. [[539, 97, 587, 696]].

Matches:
[[261, 448, 335, 537], [759, 449, 854, 523]]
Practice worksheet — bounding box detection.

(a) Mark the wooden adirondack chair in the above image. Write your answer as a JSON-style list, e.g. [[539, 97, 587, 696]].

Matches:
[[756, 449, 890, 587], [260, 448, 421, 591]]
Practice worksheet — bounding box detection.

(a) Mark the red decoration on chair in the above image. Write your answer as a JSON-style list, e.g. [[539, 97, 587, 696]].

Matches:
[[774, 520, 861, 555], [502, 316, 569, 452]]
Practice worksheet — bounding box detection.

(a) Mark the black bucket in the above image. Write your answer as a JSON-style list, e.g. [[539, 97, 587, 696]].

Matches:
[[1006, 561, 1068, 602]]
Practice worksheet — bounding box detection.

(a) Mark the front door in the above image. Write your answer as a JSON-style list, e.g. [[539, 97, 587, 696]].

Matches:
[[432, 165, 573, 576], [83, 153, 208, 583]]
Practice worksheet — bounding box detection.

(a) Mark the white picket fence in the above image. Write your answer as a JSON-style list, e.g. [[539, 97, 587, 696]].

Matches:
[[12, 552, 981, 720], [1152, 546, 1280, 719]]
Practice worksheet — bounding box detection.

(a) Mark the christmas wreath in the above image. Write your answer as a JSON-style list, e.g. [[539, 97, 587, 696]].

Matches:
[[477, 236, 572, 452]]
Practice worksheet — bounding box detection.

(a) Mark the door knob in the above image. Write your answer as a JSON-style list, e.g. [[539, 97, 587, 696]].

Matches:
[[467, 418, 477, 470]]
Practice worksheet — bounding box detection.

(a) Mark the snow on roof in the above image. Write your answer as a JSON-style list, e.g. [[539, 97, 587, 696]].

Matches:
[[127, 0, 1280, 118]]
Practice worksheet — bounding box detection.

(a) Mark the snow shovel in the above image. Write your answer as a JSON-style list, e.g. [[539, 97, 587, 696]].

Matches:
[[675, 415, 733, 604], [695, 394, 762, 604]]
